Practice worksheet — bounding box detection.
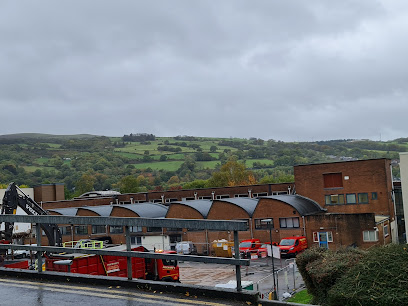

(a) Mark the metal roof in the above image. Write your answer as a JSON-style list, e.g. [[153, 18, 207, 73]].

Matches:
[[78, 190, 121, 198], [47, 207, 79, 216], [259, 195, 325, 216], [215, 197, 259, 217], [167, 200, 213, 218], [78, 205, 114, 216], [116, 203, 168, 218]]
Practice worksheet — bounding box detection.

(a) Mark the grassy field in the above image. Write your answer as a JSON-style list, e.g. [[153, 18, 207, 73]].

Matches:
[[131, 161, 185, 171]]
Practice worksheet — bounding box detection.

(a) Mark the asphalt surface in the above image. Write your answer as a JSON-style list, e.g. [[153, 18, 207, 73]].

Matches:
[[0, 256, 304, 304], [179, 256, 304, 301], [0, 276, 252, 306]]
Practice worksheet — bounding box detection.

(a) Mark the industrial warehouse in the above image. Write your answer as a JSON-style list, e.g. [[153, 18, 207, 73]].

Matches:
[[3, 157, 402, 253]]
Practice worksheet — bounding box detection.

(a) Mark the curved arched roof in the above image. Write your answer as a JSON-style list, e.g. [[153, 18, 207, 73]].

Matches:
[[215, 198, 259, 217], [260, 195, 326, 216], [47, 207, 79, 216], [117, 203, 168, 218], [78, 205, 114, 216], [167, 200, 212, 218]]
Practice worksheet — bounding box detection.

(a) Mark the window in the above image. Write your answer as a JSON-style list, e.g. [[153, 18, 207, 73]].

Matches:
[[131, 236, 142, 245], [372, 192, 378, 200], [92, 225, 106, 234], [166, 228, 182, 232], [216, 195, 230, 199], [327, 232, 333, 242], [75, 226, 88, 235], [384, 225, 389, 237], [255, 218, 274, 230], [130, 226, 143, 233], [254, 192, 268, 197], [313, 232, 333, 242], [279, 217, 300, 228], [109, 226, 124, 234], [147, 227, 162, 232], [323, 173, 343, 188], [346, 193, 357, 204], [325, 194, 344, 205], [363, 230, 378, 242], [59, 226, 71, 236], [234, 194, 248, 198], [358, 193, 369, 204]]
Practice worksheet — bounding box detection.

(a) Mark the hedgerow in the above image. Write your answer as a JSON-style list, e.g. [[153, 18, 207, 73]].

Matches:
[[296, 247, 366, 305], [327, 244, 408, 306]]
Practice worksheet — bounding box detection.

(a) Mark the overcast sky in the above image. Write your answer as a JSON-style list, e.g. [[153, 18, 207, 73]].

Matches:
[[1, 1, 407, 142]]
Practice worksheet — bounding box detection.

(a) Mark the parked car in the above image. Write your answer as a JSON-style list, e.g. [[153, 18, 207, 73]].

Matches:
[[8, 244, 37, 259], [278, 236, 308, 257], [175, 241, 197, 255]]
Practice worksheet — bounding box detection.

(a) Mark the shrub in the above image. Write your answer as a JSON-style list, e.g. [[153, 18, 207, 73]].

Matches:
[[327, 244, 408, 306], [296, 247, 366, 304]]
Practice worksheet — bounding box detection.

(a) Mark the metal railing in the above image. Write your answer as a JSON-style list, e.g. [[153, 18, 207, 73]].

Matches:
[[256, 258, 304, 301], [0, 214, 250, 291]]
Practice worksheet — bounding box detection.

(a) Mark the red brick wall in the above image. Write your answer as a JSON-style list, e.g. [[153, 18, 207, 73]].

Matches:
[[304, 213, 380, 250], [294, 159, 394, 218], [252, 198, 305, 244]]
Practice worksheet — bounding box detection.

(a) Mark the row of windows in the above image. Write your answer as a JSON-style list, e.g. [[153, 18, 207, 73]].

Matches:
[[254, 217, 300, 229], [56, 225, 163, 236], [311, 228, 389, 244], [325, 192, 377, 205], [57, 217, 300, 236], [120, 191, 289, 204]]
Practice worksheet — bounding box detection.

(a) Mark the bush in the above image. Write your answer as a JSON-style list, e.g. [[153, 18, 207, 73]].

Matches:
[[327, 244, 408, 306], [296, 247, 366, 304]]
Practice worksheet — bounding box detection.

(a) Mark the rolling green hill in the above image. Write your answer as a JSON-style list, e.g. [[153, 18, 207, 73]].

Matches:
[[0, 133, 403, 198]]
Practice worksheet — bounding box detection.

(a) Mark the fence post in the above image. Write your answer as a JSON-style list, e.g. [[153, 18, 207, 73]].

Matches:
[[125, 226, 132, 280], [36, 223, 42, 273], [233, 230, 242, 291]]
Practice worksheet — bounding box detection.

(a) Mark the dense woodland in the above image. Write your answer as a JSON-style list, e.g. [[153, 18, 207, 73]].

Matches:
[[0, 133, 404, 199]]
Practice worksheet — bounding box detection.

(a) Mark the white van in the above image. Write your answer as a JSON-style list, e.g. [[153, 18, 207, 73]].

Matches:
[[175, 241, 197, 255]]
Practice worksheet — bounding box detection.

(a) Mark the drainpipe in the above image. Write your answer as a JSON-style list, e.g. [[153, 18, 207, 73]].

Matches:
[[302, 216, 306, 237]]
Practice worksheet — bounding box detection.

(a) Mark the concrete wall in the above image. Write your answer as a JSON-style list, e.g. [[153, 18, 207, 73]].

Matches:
[[399, 153, 408, 243]]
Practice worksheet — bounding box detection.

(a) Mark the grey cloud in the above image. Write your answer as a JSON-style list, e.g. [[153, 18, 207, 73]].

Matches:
[[0, 1, 407, 141]]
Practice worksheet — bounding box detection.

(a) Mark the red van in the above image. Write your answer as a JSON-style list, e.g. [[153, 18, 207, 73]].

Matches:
[[239, 239, 262, 258], [278, 236, 307, 257]]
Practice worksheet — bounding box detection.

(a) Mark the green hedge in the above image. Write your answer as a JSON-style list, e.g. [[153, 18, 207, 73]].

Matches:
[[297, 245, 408, 306]]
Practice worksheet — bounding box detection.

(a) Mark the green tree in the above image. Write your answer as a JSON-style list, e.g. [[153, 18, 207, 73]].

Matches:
[[75, 173, 96, 195], [208, 158, 257, 187], [118, 175, 139, 193]]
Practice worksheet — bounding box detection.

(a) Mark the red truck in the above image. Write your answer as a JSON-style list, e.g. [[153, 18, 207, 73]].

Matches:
[[45, 245, 180, 282]]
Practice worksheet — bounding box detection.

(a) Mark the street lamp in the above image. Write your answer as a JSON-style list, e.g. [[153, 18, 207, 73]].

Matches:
[[262, 218, 277, 300]]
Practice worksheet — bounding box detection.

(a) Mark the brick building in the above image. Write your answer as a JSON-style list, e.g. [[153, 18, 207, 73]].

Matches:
[[294, 158, 397, 246], [27, 158, 402, 251]]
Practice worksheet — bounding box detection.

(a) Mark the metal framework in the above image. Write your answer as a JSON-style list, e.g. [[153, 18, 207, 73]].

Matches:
[[0, 215, 249, 291]]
